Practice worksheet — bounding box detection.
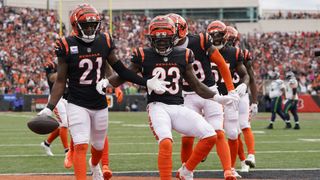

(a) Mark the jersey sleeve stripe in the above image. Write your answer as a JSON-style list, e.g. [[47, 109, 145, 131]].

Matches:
[[104, 32, 111, 48], [199, 33, 205, 50], [61, 38, 69, 55], [138, 47, 145, 62], [185, 49, 190, 64], [235, 47, 240, 61]]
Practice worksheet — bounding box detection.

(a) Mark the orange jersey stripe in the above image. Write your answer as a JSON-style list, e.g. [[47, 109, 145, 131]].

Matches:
[[138, 47, 145, 62], [61, 37, 69, 55], [199, 33, 205, 50], [235, 48, 240, 61], [185, 49, 190, 64], [104, 33, 111, 48]]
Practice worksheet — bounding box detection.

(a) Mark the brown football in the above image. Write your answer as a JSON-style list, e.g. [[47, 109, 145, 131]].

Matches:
[[27, 116, 59, 135]]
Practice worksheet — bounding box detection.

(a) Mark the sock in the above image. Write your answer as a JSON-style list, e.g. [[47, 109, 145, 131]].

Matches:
[[158, 138, 172, 180], [215, 130, 232, 171], [228, 138, 239, 168], [102, 137, 110, 166], [242, 128, 255, 154], [47, 128, 60, 144], [237, 134, 246, 161], [180, 136, 195, 163], [69, 138, 74, 152], [59, 127, 69, 150], [91, 146, 103, 166], [73, 144, 88, 180], [185, 136, 216, 171]]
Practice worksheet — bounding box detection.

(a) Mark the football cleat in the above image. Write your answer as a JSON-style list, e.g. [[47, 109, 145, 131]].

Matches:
[[285, 123, 292, 129], [176, 163, 193, 180], [64, 150, 73, 169], [224, 169, 237, 180], [293, 124, 300, 130], [240, 160, 250, 172], [102, 165, 113, 180], [89, 158, 103, 180], [231, 168, 242, 178], [245, 154, 256, 168], [40, 142, 54, 156], [266, 124, 273, 129]]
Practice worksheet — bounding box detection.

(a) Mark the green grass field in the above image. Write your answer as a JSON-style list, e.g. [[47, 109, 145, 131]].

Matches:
[[0, 112, 319, 174]]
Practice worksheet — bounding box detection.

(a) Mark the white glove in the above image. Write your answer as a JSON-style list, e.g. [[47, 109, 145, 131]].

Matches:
[[212, 94, 238, 106], [227, 90, 240, 110], [235, 83, 247, 97], [250, 103, 258, 117], [147, 71, 170, 95], [96, 78, 109, 95], [37, 107, 53, 117]]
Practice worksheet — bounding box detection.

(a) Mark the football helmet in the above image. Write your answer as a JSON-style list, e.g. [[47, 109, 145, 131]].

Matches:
[[147, 15, 177, 56], [285, 71, 295, 80], [207, 20, 227, 49], [70, 3, 101, 43], [167, 13, 188, 45], [225, 26, 240, 46]]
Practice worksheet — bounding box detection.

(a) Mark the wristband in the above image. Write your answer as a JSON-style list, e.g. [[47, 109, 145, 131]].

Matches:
[[46, 103, 55, 111]]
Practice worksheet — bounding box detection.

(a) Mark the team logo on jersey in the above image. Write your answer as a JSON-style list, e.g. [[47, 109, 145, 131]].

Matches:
[[70, 46, 79, 54], [87, 48, 92, 53], [163, 57, 168, 62]]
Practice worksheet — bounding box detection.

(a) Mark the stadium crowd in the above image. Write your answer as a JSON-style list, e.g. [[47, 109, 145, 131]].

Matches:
[[0, 5, 319, 96], [263, 11, 320, 20]]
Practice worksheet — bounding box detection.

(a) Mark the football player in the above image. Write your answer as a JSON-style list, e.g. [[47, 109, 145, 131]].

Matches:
[[225, 26, 257, 172], [207, 21, 250, 178], [284, 71, 300, 129], [266, 72, 289, 129], [40, 60, 69, 157], [105, 15, 239, 180], [38, 4, 168, 180], [167, 13, 238, 180]]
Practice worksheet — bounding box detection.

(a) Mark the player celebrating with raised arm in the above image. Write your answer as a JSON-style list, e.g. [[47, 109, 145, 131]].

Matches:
[[166, 13, 238, 180], [225, 26, 258, 172], [103, 15, 239, 180], [38, 4, 168, 180], [207, 21, 250, 178]]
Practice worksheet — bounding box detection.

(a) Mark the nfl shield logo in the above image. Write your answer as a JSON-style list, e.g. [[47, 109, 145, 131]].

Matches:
[[87, 48, 91, 53], [163, 57, 168, 62]]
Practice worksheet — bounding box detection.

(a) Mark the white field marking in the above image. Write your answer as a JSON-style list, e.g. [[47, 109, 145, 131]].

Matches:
[[1, 150, 320, 158], [298, 138, 320, 142], [252, 130, 265, 134], [1, 168, 320, 175], [122, 124, 149, 127]]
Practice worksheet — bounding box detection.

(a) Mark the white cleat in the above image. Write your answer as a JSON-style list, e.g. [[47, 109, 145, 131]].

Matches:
[[89, 157, 103, 180], [40, 142, 54, 156], [231, 168, 242, 178], [176, 163, 193, 180], [245, 154, 256, 168], [240, 160, 250, 172]]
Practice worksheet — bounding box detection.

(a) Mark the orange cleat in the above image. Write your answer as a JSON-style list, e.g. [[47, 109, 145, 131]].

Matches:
[[64, 150, 73, 169], [102, 165, 113, 180]]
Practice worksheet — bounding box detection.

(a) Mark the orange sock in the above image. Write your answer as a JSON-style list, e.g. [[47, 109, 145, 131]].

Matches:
[[242, 128, 255, 154], [102, 137, 109, 166], [158, 138, 172, 180], [47, 128, 60, 144], [215, 130, 231, 171], [59, 127, 69, 150], [91, 146, 103, 166], [228, 138, 239, 168], [185, 136, 216, 171], [238, 134, 246, 161], [181, 136, 195, 163], [73, 144, 88, 180], [69, 138, 74, 152]]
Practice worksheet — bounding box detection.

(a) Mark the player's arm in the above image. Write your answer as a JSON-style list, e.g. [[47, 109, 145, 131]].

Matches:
[[236, 62, 250, 86], [244, 60, 258, 103], [290, 81, 298, 100], [46, 57, 68, 110]]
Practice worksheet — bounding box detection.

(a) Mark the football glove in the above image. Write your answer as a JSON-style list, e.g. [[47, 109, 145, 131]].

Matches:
[[146, 71, 170, 95], [227, 90, 240, 111], [212, 94, 239, 106], [96, 79, 110, 95], [235, 83, 247, 97], [37, 107, 53, 117], [115, 87, 123, 103], [250, 103, 258, 117]]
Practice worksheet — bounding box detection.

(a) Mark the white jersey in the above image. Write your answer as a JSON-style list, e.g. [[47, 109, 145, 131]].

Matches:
[[269, 79, 285, 98], [285, 78, 298, 100]]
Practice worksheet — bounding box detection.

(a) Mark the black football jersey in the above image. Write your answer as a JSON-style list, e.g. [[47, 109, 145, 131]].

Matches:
[[44, 61, 57, 92], [131, 47, 194, 105], [211, 46, 243, 95], [182, 32, 215, 92], [55, 32, 114, 109]]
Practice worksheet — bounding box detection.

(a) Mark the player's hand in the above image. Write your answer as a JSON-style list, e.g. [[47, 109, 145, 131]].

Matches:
[[146, 71, 170, 95], [227, 90, 240, 110], [212, 94, 239, 107], [250, 103, 258, 117], [235, 83, 247, 97], [37, 107, 53, 117], [115, 87, 123, 103], [96, 79, 109, 95]]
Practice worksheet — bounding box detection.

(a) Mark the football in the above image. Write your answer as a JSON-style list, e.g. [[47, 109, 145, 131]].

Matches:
[[27, 116, 59, 135]]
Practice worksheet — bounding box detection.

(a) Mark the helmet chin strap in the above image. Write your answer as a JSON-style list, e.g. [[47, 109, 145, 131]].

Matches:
[[77, 22, 100, 43]]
